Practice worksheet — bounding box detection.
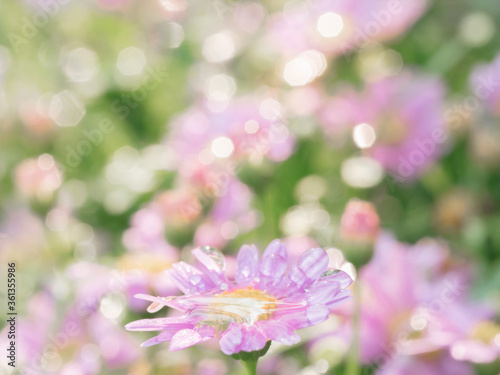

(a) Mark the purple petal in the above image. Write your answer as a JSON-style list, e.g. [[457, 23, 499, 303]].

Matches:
[[239, 325, 267, 353], [259, 240, 288, 292], [125, 317, 193, 331], [282, 248, 330, 296], [235, 244, 259, 285], [260, 240, 288, 276], [259, 320, 300, 346], [220, 324, 267, 354], [197, 325, 217, 340], [325, 289, 352, 308], [134, 294, 187, 313], [192, 247, 229, 290], [140, 330, 178, 347], [169, 329, 204, 351], [306, 305, 330, 326], [219, 324, 243, 355], [297, 248, 329, 281], [167, 261, 216, 294], [319, 270, 354, 289], [279, 304, 330, 329], [307, 281, 342, 305]]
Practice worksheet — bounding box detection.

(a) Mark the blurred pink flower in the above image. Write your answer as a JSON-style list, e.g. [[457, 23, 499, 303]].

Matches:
[[15, 154, 62, 201], [122, 205, 179, 259], [126, 240, 352, 355], [340, 199, 380, 243], [469, 52, 500, 117], [1, 285, 141, 374], [268, 0, 426, 57], [120, 208, 182, 311], [196, 358, 228, 375], [194, 177, 258, 249], [338, 233, 493, 373], [449, 321, 500, 364], [156, 189, 202, 227], [319, 71, 447, 180], [0, 208, 45, 262], [63, 262, 144, 369], [166, 97, 295, 170], [376, 353, 475, 375]]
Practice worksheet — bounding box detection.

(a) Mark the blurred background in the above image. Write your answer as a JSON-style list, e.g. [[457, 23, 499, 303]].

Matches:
[[1, 0, 500, 374]]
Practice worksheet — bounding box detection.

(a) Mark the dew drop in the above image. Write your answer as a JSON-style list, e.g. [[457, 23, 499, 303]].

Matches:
[[200, 246, 226, 271], [242, 267, 251, 278], [321, 269, 341, 278]]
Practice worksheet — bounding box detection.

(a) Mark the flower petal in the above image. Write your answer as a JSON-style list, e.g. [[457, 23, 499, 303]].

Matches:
[[134, 294, 187, 313], [192, 247, 229, 290], [169, 329, 204, 351], [219, 324, 243, 355], [235, 244, 259, 285], [259, 320, 300, 346], [220, 323, 268, 355], [319, 270, 354, 289], [259, 240, 288, 292], [140, 330, 178, 347], [297, 248, 329, 281], [167, 261, 216, 294], [239, 325, 268, 353], [282, 248, 330, 297], [280, 304, 330, 329], [325, 289, 352, 308], [125, 317, 193, 331], [306, 304, 330, 326], [307, 281, 342, 306]]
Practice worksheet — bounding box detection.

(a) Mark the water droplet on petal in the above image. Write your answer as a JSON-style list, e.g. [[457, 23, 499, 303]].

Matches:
[[242, 267, 251, 278], [321, 269, 341, 278], [200, 246, 226, 271]]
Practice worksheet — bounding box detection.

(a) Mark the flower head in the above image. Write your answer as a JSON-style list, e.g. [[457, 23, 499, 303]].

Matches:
[[340, 199, 380, 243], [268, 0, 426, 57], [324, 232, 493, 374], [15, 154, 62, 202], [470, 52, 500, 117], [319, 70, 447, 180], [126, 240, 352, 355]]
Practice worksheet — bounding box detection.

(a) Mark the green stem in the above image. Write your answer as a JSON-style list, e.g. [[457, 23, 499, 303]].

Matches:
[[242, 359, 258, 375]]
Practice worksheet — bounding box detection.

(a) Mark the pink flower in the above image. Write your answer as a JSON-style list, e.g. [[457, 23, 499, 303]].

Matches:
[[334, 233, 493, 374], [319, 70, 447, 180], [449, 321, 500, 364], [14, 154, 62, 201], [156, 189, 202, 227], [469, 52, 500, 117], [126, 240, 352, 354], [377, 353, 475, 375], [268, 0, 426, 57], [122, 205, 179, 259], [193, 177, 258, 249], [166, 98, 294, 172], [0, 208, 45, 262], [340, 199, 380, 243]]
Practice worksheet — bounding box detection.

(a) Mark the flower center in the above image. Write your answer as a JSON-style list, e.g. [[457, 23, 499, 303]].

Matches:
[[189, 287, 280, 327], [377, 114, 408, 145], [470, 321, 500, 343]]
